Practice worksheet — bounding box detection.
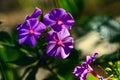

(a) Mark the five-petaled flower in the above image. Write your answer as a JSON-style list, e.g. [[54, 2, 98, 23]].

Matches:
[[17, 8, 46, 46], [73, 53, 103, 80], [43, 8, 75, 32], [46, 29, 74, 59]]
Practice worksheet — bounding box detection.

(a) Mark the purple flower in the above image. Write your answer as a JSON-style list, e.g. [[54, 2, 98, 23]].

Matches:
[[17, 7, 46, 46], [73, 62, 88, 80], [18, 19, 45, 46], [43, 8, 74, 32], [46, 29, 74, 59], [73, 53, 100, 80]]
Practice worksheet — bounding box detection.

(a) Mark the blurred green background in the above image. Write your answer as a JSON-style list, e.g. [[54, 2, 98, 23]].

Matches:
[[0, 0, 120, 80]]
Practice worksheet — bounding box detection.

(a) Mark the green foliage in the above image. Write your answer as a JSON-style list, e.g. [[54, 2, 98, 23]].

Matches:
[[54, 0, 83, 19], [0, 31, 12, 43], [0, 48, 19, 80], [104, 61, 120, 79], [11, 54, 36, 66], [25, 65, 39, 80], [97, 49, 120, 79]]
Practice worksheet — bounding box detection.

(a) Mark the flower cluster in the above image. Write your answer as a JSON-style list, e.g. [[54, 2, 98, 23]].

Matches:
[[17, 7, 74, 59], [73, 53, 104, 80], [44, 8, 74, 59], [17, 7, 104, 80]]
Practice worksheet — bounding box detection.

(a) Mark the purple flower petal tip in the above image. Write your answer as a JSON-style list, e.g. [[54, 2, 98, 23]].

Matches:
[[92, 52, 98, 58], [26, 7, 42, 20], [31, 7, 42, 18]]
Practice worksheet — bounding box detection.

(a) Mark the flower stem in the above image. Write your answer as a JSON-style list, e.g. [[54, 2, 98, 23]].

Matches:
[[87, 65, 101, 78]]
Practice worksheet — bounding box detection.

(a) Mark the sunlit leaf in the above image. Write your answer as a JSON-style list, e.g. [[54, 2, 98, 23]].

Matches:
[[87, 73, 99, 80]]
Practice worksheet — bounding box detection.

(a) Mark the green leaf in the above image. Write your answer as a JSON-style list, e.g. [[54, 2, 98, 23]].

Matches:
[[10, 55, 36, 66], [1, 44, 37, 66], [57, 74, 65, 80], [55, 0, 83, 19], [3, 46, 25, 62], [0, 31, 12, 43], [0, 48, 15, 80], [0, 43, 37, 67]]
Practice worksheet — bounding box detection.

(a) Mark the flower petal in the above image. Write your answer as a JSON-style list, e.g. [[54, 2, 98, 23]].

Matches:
[[73, 66, 85, 77], [19, 35, 28, 44], [63, 36, 74, 43], [51, 24, 62, 32], [43, 13, 55, 26], [49, 8, 66, 20], [26, 7, 42, 20], [62, 13, 74, 26], [86, 53, 98, 64], [46, 44, 58, 56], [46, 30, 57, 41], [26, 19, 39, 29], [86, 56, 92, 64], [19, 31, 29, 36], [46, 43, 56, 54], [17, 24, 22, 30], [34, 22, 46, 33], [57, 47, 69, 59], [31, 7, 42, 18], [81, 69, 88, 79], [91, 53, 98, 59], [25, 35, 37, 46], [57, 29, 70, 40]]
